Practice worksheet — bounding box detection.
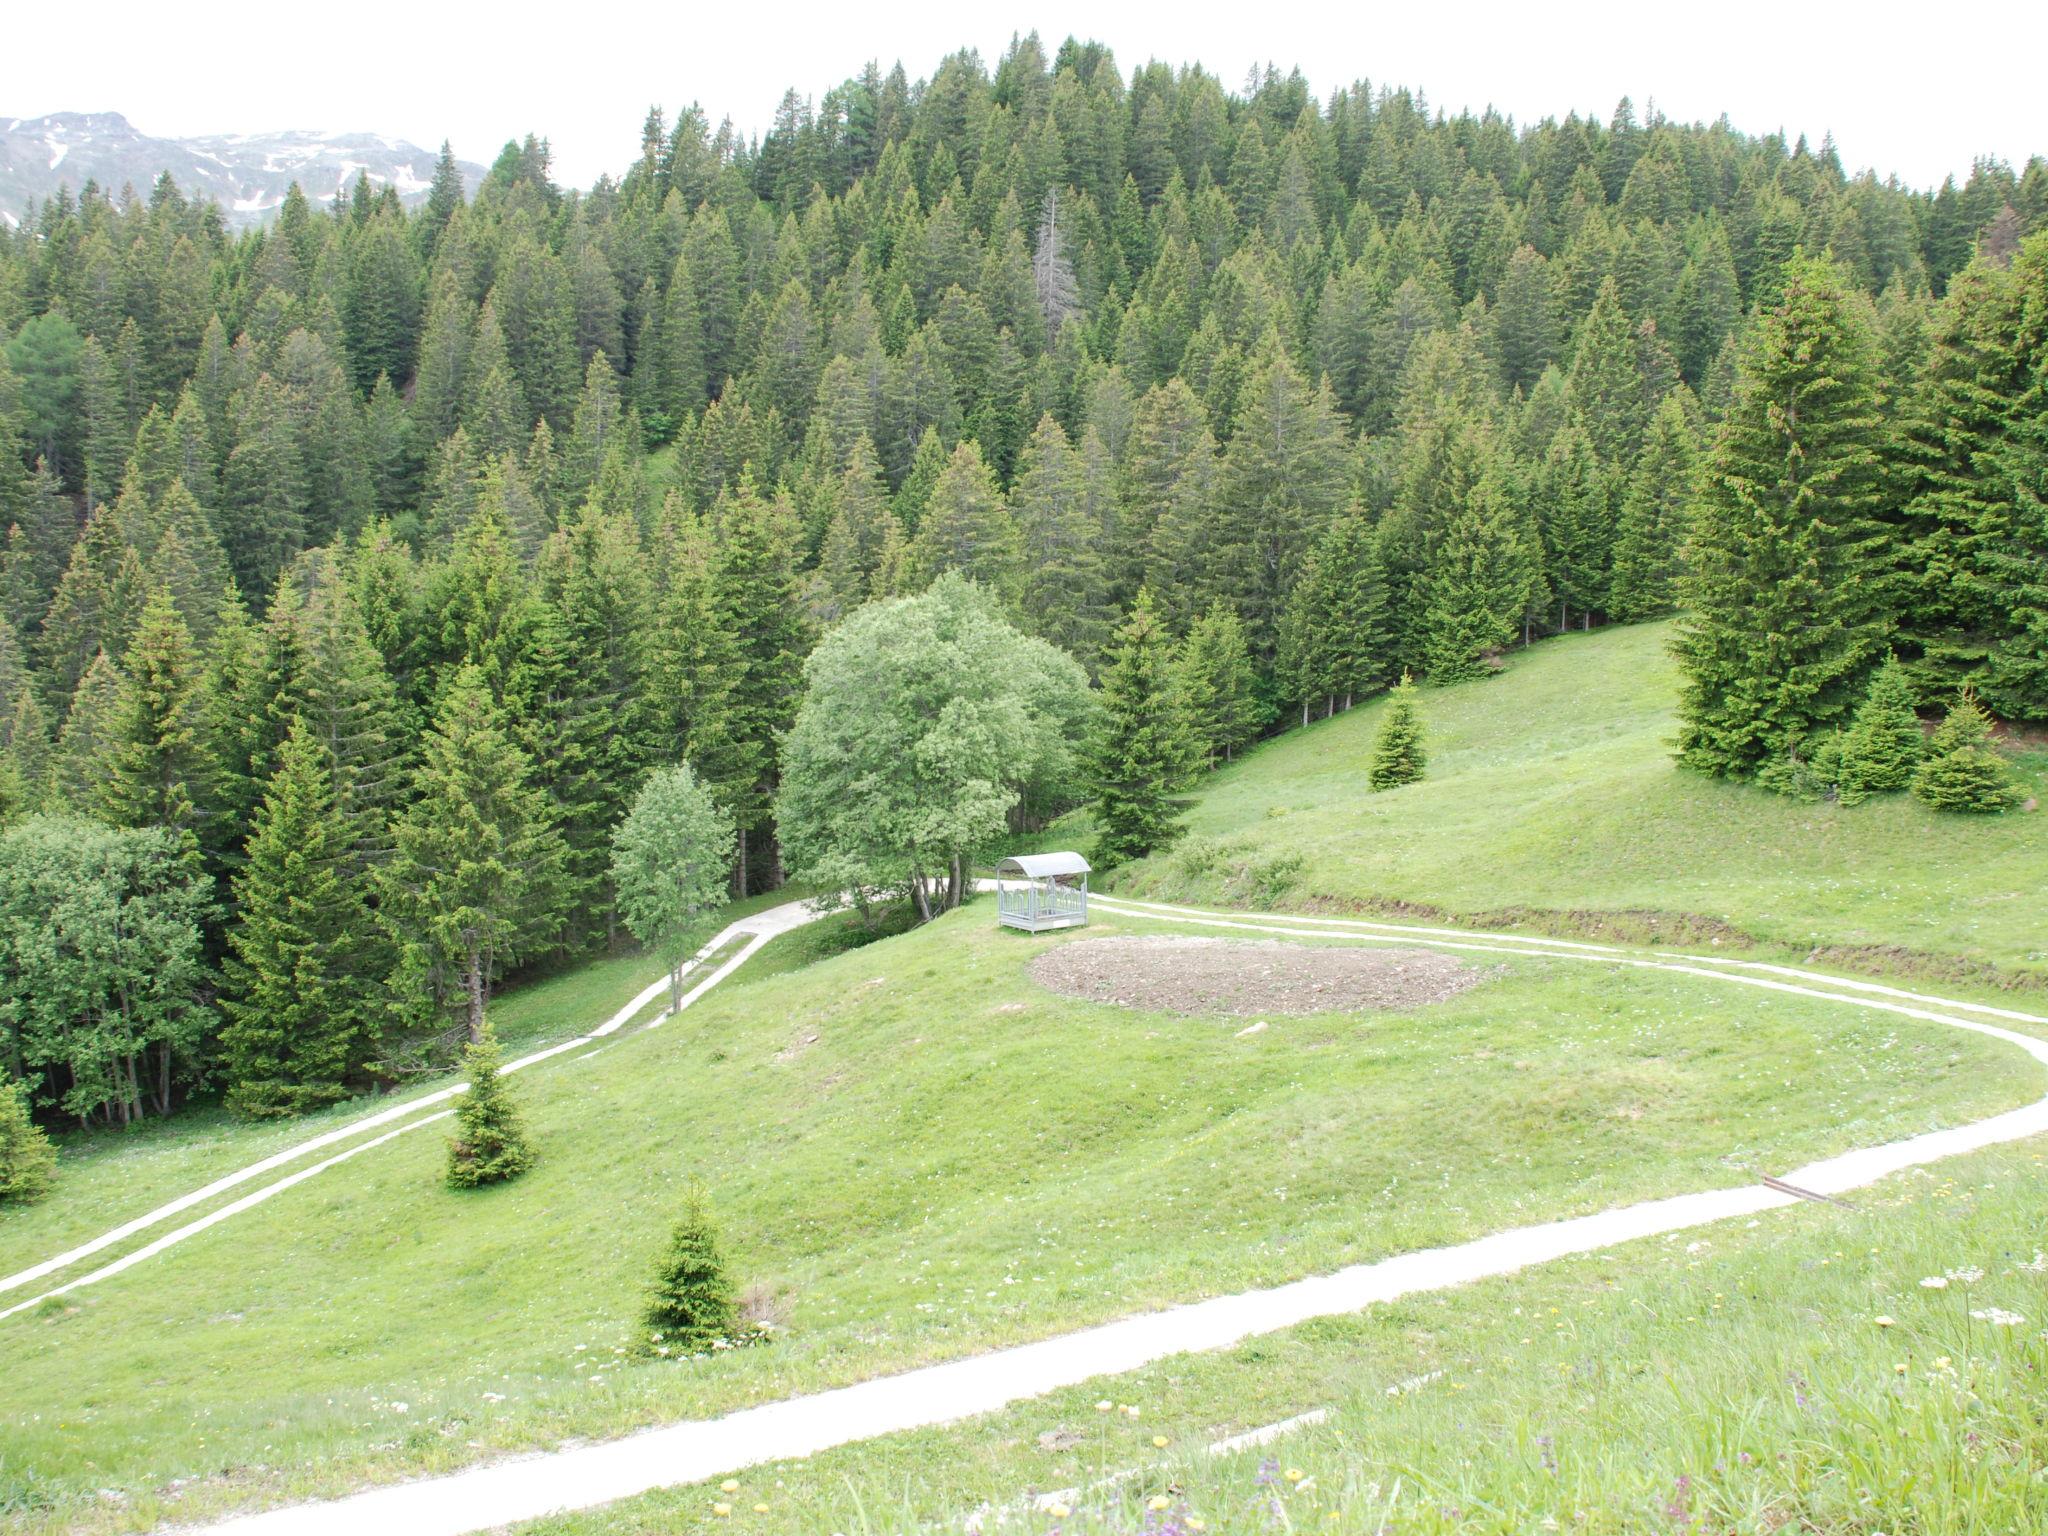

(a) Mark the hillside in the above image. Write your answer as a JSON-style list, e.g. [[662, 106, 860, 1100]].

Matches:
[[0, 111, 483, 225], [4, 897, 2029, 1532], [1117, 622, 2048, 982]]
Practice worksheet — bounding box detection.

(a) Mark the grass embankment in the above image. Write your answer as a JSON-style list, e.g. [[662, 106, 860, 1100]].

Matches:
[[0, 887, 806, 1298], [1113, 622, 2048, 982], [6, 905, 2030, 1531], [515, 1136, 2048, 1536]]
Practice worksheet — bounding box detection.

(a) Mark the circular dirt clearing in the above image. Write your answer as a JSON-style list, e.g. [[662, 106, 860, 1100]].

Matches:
[[1029, 935, 1485, 1017]]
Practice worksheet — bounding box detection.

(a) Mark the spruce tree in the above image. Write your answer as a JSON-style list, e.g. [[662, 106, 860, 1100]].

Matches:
[[1910, 690, 2025, 813], [1090, 589, 1196, 867], [219, 373, 309, 604], [643, 1191, 740, 1351], [1674, 257, 1892, 777], [444, 1020, 534, 1189], [1838, 656, 1925, 797], [1177, 600, 1262, 767], [1566, 276, 1650, 466], [891, 426, 950, 538], [1368, 673, 1428, 790], [381, 665, 565, 1042], [1538, 422, 1613, 630], [530, 504, 654, 943], [911, 440, 1023, 598], [55, 650, 125, 813], [220, 721, 381, 1116], [1979, 234, 2048, 718], [3, 689, 53, 816], [1608, 391, 1701, 623], [1124, 378, 1219, 611], [102, 589, 220, 864], [692, 476, 807, 895], [1213, 339, 1350, 657], [1276, 510, 1394, 722], [1422, 465, 1541, 684], [1012, 414, 1112, 667], [1492, 245, 1559, 393], [0, 1080, 55, 1205], [815, 435, 901, 617]]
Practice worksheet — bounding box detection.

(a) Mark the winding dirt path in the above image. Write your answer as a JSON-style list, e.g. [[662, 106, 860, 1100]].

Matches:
[[152, 893, 2048, 1536]]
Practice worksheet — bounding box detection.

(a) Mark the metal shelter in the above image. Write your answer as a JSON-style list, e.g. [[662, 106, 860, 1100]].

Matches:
[[994, 851, 1091, 932]]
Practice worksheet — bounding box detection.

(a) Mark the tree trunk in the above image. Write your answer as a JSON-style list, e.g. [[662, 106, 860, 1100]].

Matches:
[[1300, 703, 1309, 728], [911, 866, 933, 924], [732, 824, 749, 900], [947, 854, 965, 910], [464, 947, 487, 1043]]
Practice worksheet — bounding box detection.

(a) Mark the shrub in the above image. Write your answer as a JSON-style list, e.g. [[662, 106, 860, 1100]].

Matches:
[[1760, 732, 1859, 803], [445, 1023, 535, 1189], [644, 1191, 741, 1351], [0, 1081, 56, 1206], [1367, 673, 1427, 791], [1911, 691, 2025, 814]]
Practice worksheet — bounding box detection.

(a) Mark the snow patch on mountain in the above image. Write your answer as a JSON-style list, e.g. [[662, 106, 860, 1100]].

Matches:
[[0, 111, 484, 227]]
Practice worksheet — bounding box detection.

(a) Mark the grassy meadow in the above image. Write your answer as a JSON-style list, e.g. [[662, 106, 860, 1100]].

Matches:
[[1113, 623, 2048, 981], [6, 902, 2033, 1532], [513, 1135, 2048, 1536]]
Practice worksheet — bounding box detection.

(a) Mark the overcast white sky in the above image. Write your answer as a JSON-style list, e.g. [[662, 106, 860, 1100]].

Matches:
[[14, 0, 2046, 192]]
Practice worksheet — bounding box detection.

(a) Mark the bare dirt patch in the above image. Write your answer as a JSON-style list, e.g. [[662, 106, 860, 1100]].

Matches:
[[1029, 935, 1486, 1017]]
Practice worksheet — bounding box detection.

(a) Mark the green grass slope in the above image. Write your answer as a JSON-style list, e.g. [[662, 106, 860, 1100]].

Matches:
[[520, 1135, 2048, 1536], [1118, 623, 2048, 980], [0, 886, 812, 1283], [5, 905, 2030, 1532]]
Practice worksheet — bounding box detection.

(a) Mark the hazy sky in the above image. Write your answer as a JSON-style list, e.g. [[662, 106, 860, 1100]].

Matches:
[[14, 1, 2046, 193]]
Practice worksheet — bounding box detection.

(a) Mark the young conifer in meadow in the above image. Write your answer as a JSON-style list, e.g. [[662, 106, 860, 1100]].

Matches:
[[445, 1021, 535, 1189], [1368, 673, 1428, 791], [644, 1191, 740, 1351], [1838, 656, 1926, 799], [1911, 690, 2025, 813]]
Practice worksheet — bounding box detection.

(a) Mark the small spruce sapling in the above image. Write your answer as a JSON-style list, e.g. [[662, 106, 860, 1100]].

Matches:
[[445, 1021, 535, 1189], [643, 1190, 741, 1352], [1911, 691, 2025, 814], [0, 1081, 56, 1205], [1368, 673, 1428, 791], [1838, 656, 1924, 798]]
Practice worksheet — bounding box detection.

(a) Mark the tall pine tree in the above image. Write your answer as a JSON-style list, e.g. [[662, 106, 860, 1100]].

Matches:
[[220, 720, 382, 1116], [1675, 257, 1892, 777], [1090, 589, 1196, 866]]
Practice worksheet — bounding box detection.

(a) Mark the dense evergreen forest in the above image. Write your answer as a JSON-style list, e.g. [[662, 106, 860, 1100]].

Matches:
[[0, 35, 2045, 1132]]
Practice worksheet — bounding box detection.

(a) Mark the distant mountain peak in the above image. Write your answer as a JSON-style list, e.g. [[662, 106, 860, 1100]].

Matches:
[[0, 111, 483, 227]]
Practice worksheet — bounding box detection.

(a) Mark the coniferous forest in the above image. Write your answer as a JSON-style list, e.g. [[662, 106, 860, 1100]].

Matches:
[[1, 36, 2046, 1130]]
